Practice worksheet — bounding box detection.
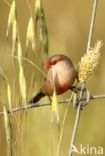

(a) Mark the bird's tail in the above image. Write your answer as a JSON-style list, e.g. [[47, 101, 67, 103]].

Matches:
[[29, 92, 45, 103]]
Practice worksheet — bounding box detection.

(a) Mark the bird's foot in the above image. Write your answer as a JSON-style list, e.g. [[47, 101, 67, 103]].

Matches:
[[71, 86, 90, 110], [70, 86, 86, 93]]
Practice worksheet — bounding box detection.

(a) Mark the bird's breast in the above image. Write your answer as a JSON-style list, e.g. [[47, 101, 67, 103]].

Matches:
[[46, 64, 76, 95]]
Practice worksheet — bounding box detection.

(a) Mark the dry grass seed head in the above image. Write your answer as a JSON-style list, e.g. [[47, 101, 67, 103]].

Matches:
[[12, 19, 18, 55], [17, 40, 22, 65], [6, 0, 16, 37], [19, 65, 27, 104], [26, 17, 35, 51], [35, 0, 42, 14], [7, 84, 12, 113], [3, 106, 12, 154], [51, 89, 59, 124], [79, 41, 103, 83]]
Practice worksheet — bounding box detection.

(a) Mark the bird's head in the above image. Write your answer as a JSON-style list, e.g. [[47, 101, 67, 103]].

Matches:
[[44, 54, 73, 70]]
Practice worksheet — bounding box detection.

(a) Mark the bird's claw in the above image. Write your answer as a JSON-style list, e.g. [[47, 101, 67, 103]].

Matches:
[[72, 86, 90, 110], [70, 86, 86, 93]]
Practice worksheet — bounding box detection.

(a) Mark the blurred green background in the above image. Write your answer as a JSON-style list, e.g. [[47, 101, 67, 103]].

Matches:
[[0, 0, 105, 156]]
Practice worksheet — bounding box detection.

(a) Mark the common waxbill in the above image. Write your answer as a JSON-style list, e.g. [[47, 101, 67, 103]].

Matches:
[[29, 54, 76, 103]]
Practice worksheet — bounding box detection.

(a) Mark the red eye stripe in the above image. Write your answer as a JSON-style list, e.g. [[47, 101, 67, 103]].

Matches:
[[50, 57, 64, 65], [44, 57, 64, 69], [44, 62, 51, 69], [44, 61, 56, 69]]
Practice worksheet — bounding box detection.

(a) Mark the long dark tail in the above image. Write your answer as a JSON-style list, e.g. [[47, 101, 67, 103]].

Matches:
[[29, 92, 45, 103]]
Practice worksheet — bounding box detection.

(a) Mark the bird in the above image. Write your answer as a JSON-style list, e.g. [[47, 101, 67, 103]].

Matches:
[[29, 54, 77, 103]]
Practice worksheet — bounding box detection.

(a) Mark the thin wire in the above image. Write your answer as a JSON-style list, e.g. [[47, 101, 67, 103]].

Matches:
[[86, 0, 98, 53], [68, 83, 84, 156], [0, 93, 105, 115]]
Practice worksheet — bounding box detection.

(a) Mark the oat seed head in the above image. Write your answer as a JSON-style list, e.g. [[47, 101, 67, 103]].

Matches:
[[7, 83, 12, 113], [51, 89, 59, 124], [3, 106, 12, 156], [17, 40, 22, 65], [19, 66, 27, 104], [12, 19, 18, 55], [35, 0, 42, 14], [26, 17, 35, 51], [6, 0, 16, 37], [79, 40, 103, 83]]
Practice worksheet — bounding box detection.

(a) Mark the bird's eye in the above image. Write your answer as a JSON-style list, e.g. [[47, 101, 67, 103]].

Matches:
[[51, 60, 57, 65]]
